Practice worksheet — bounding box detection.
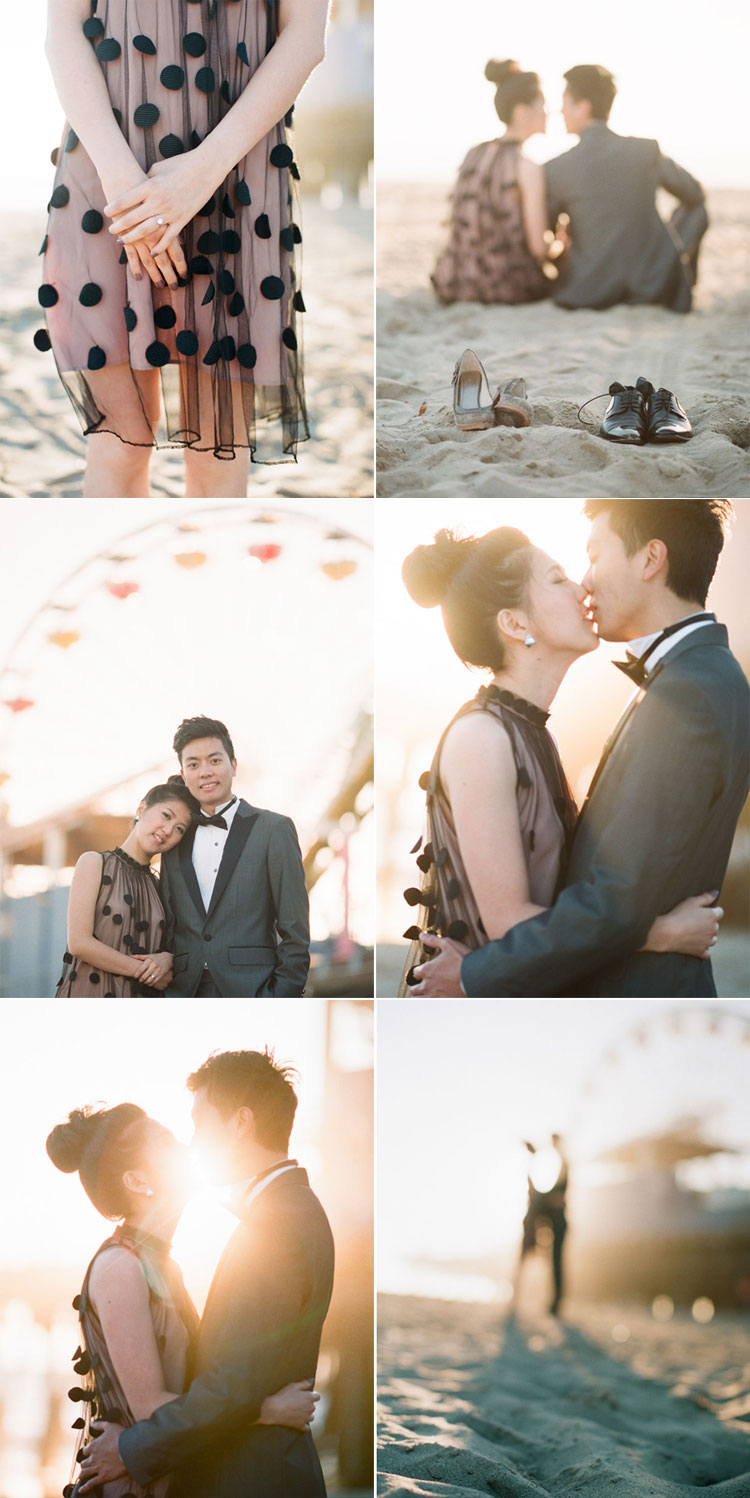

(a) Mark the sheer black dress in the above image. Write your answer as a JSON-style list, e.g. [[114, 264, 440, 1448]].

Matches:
[[400, 685, 577, 992]]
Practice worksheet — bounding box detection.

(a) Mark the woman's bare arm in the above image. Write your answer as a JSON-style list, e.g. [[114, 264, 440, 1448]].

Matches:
[[440, 713, 545, 941], [88, 1249, 179, 1420], [517, 155, 549, 261], [107, 0, 328, 256], [67, 854, 147, 982], [45, 0, 142, 195]]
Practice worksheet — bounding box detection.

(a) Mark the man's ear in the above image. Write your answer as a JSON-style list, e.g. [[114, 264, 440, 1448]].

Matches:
[[642, 539, 669, 584], [235, 1105, 255, 1140]]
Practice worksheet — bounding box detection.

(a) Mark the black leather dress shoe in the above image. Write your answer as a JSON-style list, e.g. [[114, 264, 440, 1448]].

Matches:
[[636, 377, 693, 442], [599, 382, 647, 444]]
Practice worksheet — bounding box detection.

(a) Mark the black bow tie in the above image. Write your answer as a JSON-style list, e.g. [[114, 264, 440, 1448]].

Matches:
[[199, 797, 237, 831], [613, 613, 714, 688]]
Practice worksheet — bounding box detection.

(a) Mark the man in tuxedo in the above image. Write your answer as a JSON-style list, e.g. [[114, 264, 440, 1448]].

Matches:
[[546, 65, 708, 311], [415, 500, 749, 998], [80, 1049, 335, 1498], [161, 715, 309, 997]]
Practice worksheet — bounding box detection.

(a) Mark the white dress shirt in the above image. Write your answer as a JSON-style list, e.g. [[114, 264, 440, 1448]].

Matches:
[[192, 795, 240, 912], [228, 1159, 299, 1216], [626, 614, 714, 676]]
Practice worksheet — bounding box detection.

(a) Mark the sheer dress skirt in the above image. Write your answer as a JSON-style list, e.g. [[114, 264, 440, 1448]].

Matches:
[[36, 0, 308, 461]]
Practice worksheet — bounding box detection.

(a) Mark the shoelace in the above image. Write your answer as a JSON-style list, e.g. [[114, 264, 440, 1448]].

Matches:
[[577, 387, 642, 429], [649, 389, 674, 411]]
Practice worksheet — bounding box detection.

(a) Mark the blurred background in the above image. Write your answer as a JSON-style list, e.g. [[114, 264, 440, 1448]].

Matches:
[[0, 998, 373, 1498], [1, 0, 373, 497], [0, 497, 373, 997], [376, 498, 750, 997], [379, 998, 750, 1310]]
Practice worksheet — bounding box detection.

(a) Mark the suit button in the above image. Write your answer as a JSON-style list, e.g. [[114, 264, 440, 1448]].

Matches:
[[203, 932, 212, 942]]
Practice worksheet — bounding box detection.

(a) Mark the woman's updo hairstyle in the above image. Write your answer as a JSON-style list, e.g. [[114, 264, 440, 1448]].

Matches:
[[485, 59, 541, 125], [46, 1103, 153, 1219], [142, 781, 201, 819], [402, 527, 534, 671]]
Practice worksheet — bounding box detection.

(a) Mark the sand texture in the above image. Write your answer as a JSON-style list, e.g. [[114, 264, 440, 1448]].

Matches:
[[378, 1294, 750, 1496], [0, 201, 373, 498], [376, 187, 750, 498]]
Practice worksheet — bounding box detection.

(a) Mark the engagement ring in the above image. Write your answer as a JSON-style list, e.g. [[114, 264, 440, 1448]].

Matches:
[[156, 216, 165, 226]]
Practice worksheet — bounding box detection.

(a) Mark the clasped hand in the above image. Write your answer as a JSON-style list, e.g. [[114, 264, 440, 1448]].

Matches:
[[77, 1422, 126, 1493], [105, 155, 214, 287]]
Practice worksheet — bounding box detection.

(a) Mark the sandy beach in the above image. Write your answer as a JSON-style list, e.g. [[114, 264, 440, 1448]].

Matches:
[[376, 187, 750, 498], [378, 1293, 750, 1496], [0, 199, 373, 498]]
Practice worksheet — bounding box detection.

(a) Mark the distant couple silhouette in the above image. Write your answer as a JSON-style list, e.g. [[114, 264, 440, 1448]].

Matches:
[[433, 61, 707, 311]]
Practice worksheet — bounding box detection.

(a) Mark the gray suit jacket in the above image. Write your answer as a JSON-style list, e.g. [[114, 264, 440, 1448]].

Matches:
[[119, 1167, 334, 1498], [462, 625, 750, 998], [160, 798, 310, 997], [545, 123, 706, 310]]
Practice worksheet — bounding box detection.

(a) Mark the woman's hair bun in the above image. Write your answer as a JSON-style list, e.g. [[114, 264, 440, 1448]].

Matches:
[[485, 58, 520, 85], [402, 530, 477, 609], [46, 1107, 101, 1174]]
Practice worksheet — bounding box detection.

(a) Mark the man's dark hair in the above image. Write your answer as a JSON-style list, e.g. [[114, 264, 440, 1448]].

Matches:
[[173, 716, 235, 763], [564, 64, 617, 121], [583, 500, 733, 606], [187, 1050, 298, 1151]]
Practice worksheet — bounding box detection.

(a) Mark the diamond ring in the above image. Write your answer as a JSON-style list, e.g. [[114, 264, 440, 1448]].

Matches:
[[156, 216, 165, 226]]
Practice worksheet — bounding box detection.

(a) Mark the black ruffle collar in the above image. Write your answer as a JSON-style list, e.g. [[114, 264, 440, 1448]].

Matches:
[[111, 846, 155, 874], [477, 683, 550, 728]]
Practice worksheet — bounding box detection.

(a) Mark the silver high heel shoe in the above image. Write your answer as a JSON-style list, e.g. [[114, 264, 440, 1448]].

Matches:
[[492, 377, 531, 428], [452, 349, 496, 430]]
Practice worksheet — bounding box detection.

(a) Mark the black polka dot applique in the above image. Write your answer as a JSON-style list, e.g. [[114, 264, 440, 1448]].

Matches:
[[133, 34, 156, 54], [160, 134, 185, 157], [190, 129, 203, 150], [218, 269, 235, 294], [65, 129, 79, 153], [222, 192, 235, 219], [38, 284, 59, 307], [270, 143, 294, 169], [201, 281, 215, 305], [134, 103, 160, 128], [293, 291, 306, 312], [203, 341, 221, 366], [190, 254, 213, 275], [220, 335, 236, 361], [79, 283, 103, 306], [279, 226, 295, 251], [197, 229, 220, 254], [222, 230, 241, 254], [101, 875, 113, 885], [403, 887, 423, 907], [446, 920, 468, 942], [146, 341, 171, 366], [34, 329, 52, 351], [445, 877, 461, 900], [87, 346, 107, 369], [183, 32, 207, 55], [124, 306, 137, 331], [112, 107, 123, 126], [83, 16, 105, 38], [254, 213, 271, 239], [96, 38, 122, 62], [50, 148, 59, 167], [237, 343, 257, 368], [282, 328, 298, 350], [235, 180, 251, 206], [198, 196, 217, 217], [229, 292, 245, 316], [89, 973, 101, 984], [160, 64, 185, 90], [154, 306, 177, 329], [221, 79, 232, 105], [237, 42, 250, 65], [176, 329, 199, 355], [119, 248, 128, 265], [50, 185, 70, 209], [39, 234, 48, 255], [517, 766, 532, 789], [195, 66, 216, 93], [82, 210, 104, 234], [102, 905, 112, 916], [403, 925, 422, 941], [290, 163, 301, 181]]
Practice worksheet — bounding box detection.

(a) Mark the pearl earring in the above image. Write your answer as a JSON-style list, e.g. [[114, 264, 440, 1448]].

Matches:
[[145, 1188, 154, 1198], [524, 632, 536, 647]]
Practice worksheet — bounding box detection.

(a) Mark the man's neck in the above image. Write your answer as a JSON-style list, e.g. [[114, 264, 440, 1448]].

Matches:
[[620, 599, 706, 644], [230, 1149, 289, 1186], [201, 792, 236, 817]]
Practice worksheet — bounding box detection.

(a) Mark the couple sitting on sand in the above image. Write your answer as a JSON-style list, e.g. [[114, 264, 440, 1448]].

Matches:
[[400, 499, 749, 999], [433, 61, 708, 313]]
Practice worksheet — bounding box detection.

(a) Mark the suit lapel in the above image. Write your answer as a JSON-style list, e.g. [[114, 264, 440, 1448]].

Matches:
[[577, 625, 728, 824], [205, 799, 261, 921], [178, 824, 206, 918]]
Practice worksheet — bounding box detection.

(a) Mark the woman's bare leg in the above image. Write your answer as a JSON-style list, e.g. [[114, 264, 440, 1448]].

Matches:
[[184, 446, 249, 497], [82, 368, 160, 497]]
